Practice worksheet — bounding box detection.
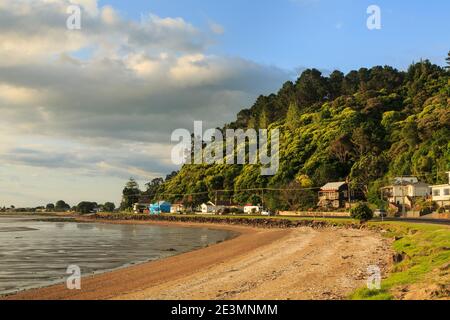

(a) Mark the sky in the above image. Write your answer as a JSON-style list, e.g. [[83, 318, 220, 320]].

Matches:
[[0, 0, 449, 208]]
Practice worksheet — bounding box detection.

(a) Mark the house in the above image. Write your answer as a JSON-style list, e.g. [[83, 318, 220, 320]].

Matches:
[[133, 203, 151, 214], [170, 202, 185, 214], [200, 201, 229, 214], [149, 201, 171, 215], [431, 172, 450, 209], [318, 182, 363, 209], [381, 177, 431, 210], [244, 204, 262, 214]]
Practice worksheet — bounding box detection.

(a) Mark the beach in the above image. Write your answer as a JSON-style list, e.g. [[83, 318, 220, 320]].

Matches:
[[3, 219, 392, 300]]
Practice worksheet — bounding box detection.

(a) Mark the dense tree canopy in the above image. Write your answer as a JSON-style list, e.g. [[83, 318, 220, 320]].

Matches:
[[55, 200, 70, 212]]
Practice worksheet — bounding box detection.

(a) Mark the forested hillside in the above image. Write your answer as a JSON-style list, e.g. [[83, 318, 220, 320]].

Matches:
[[124, 57, 450, 211]]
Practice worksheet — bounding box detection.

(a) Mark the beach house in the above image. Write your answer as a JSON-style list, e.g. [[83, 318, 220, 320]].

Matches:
[[170, 202, 185, 214], [317, 182, 362, 209], [200, 201, 229, 214], [381, 177, 430, 211], [431, 172, 450, 210]]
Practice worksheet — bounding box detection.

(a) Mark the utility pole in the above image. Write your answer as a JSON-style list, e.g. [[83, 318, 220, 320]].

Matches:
[[347, 177, 352, 211], [261, 189, 265, 209], [401, 184, 406, 217]]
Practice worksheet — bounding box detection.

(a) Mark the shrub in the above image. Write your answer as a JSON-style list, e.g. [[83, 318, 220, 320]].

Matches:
[[350, 202, 374, 222]]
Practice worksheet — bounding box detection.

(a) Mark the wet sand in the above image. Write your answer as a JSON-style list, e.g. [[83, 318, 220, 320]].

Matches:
[[3, 220, 392, 300]]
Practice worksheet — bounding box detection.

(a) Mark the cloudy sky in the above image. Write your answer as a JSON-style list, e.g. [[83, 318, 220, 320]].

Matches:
[[0, 0, 449, 207]]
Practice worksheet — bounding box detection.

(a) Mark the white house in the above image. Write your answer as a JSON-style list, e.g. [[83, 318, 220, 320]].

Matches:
[[200, 201, 226, 214], [244, 205, 262, 214], [382, 177, 431, 209], [431, 172, 450, 209]]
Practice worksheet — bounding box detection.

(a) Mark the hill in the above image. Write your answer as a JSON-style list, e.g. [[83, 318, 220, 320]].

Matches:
[[123, 58, 450, 211]]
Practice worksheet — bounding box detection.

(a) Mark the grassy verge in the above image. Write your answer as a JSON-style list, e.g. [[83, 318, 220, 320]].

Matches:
[[351, 221, 450, 300]]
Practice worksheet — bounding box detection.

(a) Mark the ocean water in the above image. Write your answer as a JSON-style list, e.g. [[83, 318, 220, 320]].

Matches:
[[0, 215, 236, 295]]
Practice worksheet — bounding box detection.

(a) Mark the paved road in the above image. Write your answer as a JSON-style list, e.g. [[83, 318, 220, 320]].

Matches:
[[373, 217, 450, 226], [281, 215, 450, 226]]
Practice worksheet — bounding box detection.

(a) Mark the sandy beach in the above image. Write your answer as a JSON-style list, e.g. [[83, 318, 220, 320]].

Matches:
[[3, 220, 392, 300]]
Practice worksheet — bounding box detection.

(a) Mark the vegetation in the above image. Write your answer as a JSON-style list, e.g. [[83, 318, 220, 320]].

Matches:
[[55, 200, 70, 212], [351, 222, 450, 300], [102, 202, 116, 212], [350, 202, 374, 221], [120, 178, 141, 210], [121, 57, 449, 212], [76, 202, 98, 214]]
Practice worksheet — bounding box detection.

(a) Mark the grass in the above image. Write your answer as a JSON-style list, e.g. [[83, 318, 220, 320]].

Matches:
[[350, 221, 450, 300]]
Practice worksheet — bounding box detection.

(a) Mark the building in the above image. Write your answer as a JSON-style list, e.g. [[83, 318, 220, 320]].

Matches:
[[170, 202, 185, 214], [200, 201, 230, 214], [149, 201, 171, 215], [381, 177, 431, 211], [244, 205, 262, 214], [431, 172, 450, 209], [318, 182, 363, 209]]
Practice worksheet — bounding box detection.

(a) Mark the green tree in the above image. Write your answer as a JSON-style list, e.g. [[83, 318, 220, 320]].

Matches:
[[401, 120, 420, 148], [285, 102, 301, 130], [120, 178, 141, 210], [103, 202, 116, 212], [350, 203, 374, 222], [328, 70, 344, 99], [76, 202, 97, 214], [46, 203, 55, 211], [55, 200, 70, 212], [259, 108, 269, 129], [446, 51, 450, 70]]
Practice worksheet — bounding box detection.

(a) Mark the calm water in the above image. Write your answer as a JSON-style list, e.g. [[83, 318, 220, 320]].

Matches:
[[0, 216, 236, 295]]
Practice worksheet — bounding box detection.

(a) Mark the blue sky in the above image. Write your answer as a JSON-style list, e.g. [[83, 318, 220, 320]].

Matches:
[[100, 0, 450, 72]]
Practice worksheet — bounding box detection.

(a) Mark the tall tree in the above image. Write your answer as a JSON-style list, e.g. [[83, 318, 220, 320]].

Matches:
[[259, 108, 269, 129], [446, 51, 450, 70], [285, 102, 301, 130], [120, 178, 141, 210]]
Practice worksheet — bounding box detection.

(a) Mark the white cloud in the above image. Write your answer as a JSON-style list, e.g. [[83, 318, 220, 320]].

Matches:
[[0, 0, 289, 206]]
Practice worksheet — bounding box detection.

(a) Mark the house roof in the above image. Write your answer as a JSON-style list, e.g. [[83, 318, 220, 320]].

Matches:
[[321, 182, 346, 191], [386, 181, 430, 187]]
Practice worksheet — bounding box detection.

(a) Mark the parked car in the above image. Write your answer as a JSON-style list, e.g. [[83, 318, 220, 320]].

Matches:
[[261, 210, 275, 216], [374, 209, 387, 218]]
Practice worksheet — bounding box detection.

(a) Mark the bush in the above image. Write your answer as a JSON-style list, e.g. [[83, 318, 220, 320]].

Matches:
[[350, 202, 374, 222]]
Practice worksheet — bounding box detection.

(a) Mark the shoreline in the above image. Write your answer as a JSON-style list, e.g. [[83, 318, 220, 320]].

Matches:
[[3, 219, 292, 300]]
